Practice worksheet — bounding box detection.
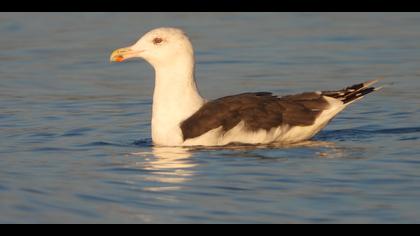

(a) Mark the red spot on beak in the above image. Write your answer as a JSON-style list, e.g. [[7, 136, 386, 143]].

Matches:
[[115, 55, 124, 62]]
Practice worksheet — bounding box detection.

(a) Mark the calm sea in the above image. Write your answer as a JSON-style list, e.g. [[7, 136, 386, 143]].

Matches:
[[1, 12, 420, 223]]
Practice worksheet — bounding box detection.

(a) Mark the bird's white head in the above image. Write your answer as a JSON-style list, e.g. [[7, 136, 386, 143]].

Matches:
[[110, 27, 203, 146], [110, 27, 194, 69]]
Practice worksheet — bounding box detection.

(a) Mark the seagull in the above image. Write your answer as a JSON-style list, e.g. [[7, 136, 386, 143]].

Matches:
[[110, 27, 382, 147]]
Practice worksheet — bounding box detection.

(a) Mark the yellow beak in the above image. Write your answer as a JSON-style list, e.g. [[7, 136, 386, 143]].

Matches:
[[110, 47, 137, 62]]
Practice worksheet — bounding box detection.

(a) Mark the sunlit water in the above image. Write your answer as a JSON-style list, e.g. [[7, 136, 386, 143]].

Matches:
[[1, 13, 420, 223]]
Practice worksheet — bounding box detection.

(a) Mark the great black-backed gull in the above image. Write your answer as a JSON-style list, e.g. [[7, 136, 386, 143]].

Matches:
[[110, 27, 382, 146]]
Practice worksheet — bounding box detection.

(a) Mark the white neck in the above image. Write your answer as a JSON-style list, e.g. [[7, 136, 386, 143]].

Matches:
[[150, 56, 205, 146]]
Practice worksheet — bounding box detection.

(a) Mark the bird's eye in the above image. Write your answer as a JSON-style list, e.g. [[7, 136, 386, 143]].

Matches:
[[153, 37, 163, 44]]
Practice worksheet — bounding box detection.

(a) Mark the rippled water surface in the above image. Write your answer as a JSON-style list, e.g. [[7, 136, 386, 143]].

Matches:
[[1, 13, 420, 223]]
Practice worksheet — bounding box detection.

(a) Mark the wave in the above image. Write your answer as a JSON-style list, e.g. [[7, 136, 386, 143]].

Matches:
[[315, 126, 420, 141]]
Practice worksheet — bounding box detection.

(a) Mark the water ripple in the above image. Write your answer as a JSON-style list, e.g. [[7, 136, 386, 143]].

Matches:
[[132, 139, 153, 147], [78, 141, 130, 147], [100, 167, 153, 174], [61, 128, 94, 137], [76, 193, 121, 204], [316, 127, 420, 141]]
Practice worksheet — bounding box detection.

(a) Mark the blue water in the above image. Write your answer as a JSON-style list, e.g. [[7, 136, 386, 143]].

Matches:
[[1, 13, 420, 223]]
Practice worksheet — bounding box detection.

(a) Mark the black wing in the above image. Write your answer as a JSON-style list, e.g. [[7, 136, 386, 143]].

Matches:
[[180, 79, 381, 141], [180, 92, 330, 140]]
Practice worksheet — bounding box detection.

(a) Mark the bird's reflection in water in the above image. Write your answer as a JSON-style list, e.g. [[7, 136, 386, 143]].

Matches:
[[129, 139, 346, 192], [130, 146, 196, 192], [189, 140, 346, 159]]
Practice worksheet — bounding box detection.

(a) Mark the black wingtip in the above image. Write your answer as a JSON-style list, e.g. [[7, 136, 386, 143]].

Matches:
[[342, 87, 376, 104]]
